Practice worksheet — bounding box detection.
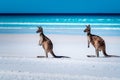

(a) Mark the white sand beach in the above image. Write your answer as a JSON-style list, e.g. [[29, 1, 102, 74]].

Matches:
[[0, 34, 120, 80]]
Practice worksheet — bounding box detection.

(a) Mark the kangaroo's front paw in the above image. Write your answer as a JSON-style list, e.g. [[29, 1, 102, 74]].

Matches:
[[88, 45, 89, 48], [38, 44, 42, 46]]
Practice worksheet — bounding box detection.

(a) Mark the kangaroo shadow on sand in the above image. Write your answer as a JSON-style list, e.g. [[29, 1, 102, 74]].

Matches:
[[87, 55, 120, 58], [106, 55, 120, 58], [55, 56, 70, 58], [37, 56, 70, 58]]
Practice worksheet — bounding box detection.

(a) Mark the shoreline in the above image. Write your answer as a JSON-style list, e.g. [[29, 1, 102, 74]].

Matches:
[[0, 29, 120, 36]]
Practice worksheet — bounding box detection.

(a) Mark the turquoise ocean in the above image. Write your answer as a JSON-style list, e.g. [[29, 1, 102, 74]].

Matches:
[[0, 15, 120, 36]]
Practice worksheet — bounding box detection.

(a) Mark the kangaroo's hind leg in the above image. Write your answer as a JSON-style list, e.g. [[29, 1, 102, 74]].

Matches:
[[95, 49, 99, 57], [45, 50, 48, 58]]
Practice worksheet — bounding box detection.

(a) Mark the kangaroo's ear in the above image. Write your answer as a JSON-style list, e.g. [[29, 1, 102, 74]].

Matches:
[[37, 26, 42, 29], [86, 24, 90, 27], [88, 24, 90, 27], [87, 24, 90, 28], [86, 25, 88, 28]]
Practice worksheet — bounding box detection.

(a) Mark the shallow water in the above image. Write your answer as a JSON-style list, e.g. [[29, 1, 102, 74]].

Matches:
[[0, 15, 120, 36]]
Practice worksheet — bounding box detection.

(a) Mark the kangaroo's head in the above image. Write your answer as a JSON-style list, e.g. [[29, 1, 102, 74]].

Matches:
[[84, 25, 91, 33], [36, 26, 43, 33]]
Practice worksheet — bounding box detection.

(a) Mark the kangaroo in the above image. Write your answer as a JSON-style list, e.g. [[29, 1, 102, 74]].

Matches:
[[36, 26, 57, 58], [84, 25, 110, 57]]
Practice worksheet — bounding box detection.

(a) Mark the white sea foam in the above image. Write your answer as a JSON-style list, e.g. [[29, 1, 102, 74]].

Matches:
[[0, 22, 120, 31]]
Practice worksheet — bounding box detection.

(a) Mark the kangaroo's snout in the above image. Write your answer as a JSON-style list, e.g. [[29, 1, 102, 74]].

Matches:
[[36, 30, 39, 33], [36, 30, 41, 33], [84, 29, 86, 32]]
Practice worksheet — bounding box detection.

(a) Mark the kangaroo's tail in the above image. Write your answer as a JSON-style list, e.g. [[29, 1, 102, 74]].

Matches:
[[50, 51, 70, 58], [50, 51, 57, 58], [102, 50, 110, 57], [103, 50, 120, 57]]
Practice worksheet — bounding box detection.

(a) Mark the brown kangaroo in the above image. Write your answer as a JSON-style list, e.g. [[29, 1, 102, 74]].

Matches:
[[36, 26, 57, 58], [84, 25, 110, 57]]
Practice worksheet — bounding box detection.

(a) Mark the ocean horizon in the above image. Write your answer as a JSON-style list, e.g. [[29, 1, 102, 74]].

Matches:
[[0, 15, 120, 36]]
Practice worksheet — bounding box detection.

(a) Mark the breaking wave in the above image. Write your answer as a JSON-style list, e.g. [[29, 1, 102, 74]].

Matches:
[[0, 22, 120, 30]]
